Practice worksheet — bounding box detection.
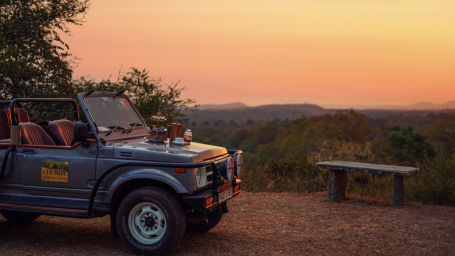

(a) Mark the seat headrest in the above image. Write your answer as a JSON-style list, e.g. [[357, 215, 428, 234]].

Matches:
[[73, 122, 88, 144], [6, 108, 30, 125], [16, 108, 30, 123], [0, 109, 10, 140]]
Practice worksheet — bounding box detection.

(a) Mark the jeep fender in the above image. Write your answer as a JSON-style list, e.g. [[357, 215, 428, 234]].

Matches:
[[107, 168, 188, 203]]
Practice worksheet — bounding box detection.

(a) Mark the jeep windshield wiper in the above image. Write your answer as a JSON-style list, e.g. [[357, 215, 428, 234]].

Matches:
[[123, 122, 144, 133], [102, 125, 126, 136], [108, 125, 126, 130], [129, 122, 144, 128]]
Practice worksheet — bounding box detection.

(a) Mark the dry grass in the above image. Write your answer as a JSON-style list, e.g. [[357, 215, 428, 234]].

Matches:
[[0, 192, 454, 256]]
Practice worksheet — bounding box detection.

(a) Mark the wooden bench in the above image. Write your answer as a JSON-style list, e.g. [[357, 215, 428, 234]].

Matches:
[[316, 161, 419, 206]]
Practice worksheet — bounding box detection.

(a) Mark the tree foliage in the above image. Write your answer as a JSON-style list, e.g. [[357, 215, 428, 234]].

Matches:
[[0, 1, 197, 123], [385, 126, 435, 164], [73, 67, 197, 122], [0, 0, 89, 98]]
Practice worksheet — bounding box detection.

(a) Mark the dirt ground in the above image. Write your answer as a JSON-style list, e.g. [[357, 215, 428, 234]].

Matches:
[[0, 192, 454, 256]]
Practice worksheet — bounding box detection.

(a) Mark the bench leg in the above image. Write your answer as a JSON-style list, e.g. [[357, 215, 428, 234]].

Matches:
[[329, 170, 347, 202], [393, 175, 404, 207]]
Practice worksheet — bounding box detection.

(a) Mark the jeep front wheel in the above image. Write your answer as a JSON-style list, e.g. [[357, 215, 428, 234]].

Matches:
[[116, 187, 185, 255]]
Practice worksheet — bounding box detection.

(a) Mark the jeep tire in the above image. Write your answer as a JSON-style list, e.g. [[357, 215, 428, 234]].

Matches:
[[116, 187, 185, 255], [186, 208, 223, 234], [1, 210, 40, 224]]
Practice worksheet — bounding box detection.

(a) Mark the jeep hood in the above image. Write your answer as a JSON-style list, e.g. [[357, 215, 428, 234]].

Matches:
[[112, 141, 228, 163]]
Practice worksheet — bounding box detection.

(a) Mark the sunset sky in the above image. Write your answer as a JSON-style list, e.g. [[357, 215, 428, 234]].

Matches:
[[66, 0, 455, 107]]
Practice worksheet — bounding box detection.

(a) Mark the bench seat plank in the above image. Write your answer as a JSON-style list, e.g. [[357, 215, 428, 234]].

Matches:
[[316, 161, 419, 176]]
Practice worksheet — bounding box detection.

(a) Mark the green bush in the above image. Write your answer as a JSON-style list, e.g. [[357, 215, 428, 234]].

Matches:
[[406, 153, 455, 205], [242, 158, 328, 193], [385, 126, 435, 164]]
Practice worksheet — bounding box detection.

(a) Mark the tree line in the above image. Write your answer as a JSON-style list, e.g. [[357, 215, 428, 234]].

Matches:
[[189, 110, 455, 205]]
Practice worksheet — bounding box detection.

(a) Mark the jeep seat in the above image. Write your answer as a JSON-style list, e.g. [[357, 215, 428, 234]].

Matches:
[[0, 109, 9, 139], [47, 120, 75, 146], [0, 108, 30, 140], [20, 122, 56, 146], [8, 108, 30, 124]]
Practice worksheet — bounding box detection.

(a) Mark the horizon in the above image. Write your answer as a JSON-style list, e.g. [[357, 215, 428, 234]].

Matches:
[[197, 99, 455, 109], [66, 0, 455, 106]]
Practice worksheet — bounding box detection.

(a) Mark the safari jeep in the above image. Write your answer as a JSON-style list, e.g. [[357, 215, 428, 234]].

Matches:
[[0, 91, 243, 255]]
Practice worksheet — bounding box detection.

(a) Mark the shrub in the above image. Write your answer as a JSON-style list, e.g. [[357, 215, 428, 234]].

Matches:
[[406, 153, 455, 205], [242, 158, 327, 193]]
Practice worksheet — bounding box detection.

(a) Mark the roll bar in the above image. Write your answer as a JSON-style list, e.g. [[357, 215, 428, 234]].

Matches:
[[9, 98, 80, 125]]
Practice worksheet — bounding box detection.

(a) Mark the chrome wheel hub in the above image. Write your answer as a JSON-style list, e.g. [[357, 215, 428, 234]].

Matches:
[[128, 202, 166, 244]]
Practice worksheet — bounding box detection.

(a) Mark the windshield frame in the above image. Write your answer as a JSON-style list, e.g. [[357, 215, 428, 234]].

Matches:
[[78, 91, 149, 142]]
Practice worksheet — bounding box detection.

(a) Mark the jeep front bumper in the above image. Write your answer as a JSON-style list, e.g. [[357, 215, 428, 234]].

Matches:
[[182, 178, 242, 212]]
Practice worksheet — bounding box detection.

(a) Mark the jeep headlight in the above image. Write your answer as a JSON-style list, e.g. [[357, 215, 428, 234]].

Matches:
[[220, 157, 235, 181], [234, 153, 243, 178], [194, 167, 207, 188]]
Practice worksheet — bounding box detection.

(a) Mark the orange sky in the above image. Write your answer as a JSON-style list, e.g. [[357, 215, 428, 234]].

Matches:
[[66, 0, 455, 107]]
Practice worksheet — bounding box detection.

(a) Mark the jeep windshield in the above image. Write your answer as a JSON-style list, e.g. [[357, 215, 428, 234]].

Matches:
[[83, 93, 148, 141]]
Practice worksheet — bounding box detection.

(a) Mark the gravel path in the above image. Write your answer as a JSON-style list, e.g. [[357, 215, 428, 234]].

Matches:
[[1, 192, 454, 256]]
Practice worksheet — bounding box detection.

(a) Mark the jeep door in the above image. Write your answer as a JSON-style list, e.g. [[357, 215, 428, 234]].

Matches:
[[15, 143, 97, 209], [0, 147, 22, 199]]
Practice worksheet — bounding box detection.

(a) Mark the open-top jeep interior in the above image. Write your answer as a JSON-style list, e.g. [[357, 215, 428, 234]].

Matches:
[[0, 92, 150, 147], [0, 98, 90, 147]]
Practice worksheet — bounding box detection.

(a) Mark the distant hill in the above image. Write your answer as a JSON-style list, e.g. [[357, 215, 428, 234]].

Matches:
[[198, 102, 248, 110], [199, 100, 455, 112], [182, 101, 455, 127], [183, 103, 332, 125], [401, 101, 455, 110], [348, 100, 455, 110]]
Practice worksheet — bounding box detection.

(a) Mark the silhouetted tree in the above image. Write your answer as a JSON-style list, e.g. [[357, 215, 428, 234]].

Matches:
[[73, 67, 197, 122], [0, 0, 89, 98]]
